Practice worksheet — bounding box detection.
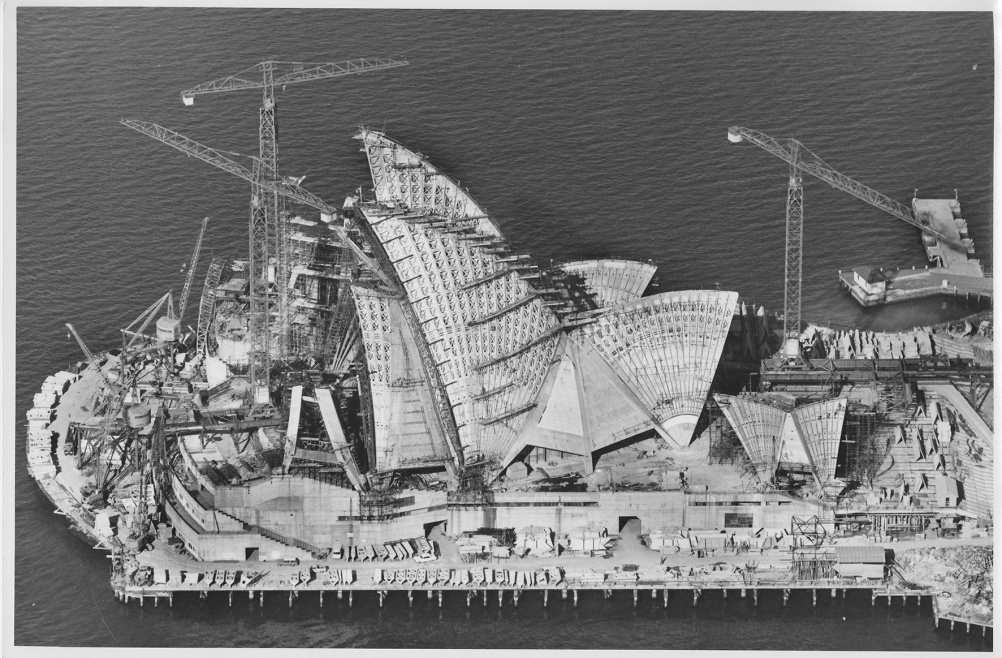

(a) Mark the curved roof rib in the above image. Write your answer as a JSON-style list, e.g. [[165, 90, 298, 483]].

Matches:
[[579, 290, 739, 446], [354, 130, 560, 464], [560, 259, 657, 309]]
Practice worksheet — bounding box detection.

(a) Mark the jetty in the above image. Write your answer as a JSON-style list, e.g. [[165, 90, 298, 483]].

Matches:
[[840, 196, 991, 308]]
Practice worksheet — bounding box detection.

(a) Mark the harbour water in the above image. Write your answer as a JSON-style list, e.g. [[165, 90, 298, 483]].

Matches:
[[14, 8, 993, 649]]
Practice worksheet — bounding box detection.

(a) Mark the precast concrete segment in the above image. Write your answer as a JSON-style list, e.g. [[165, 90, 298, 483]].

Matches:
[[559, 259, 658, 309], [355, 129, 504, 240], [714, 393, 785, 481], [353, 132, 565, 464], [352, 287, 452, 472], [790, 397, 848, 486], [578, 290, 739, 446]]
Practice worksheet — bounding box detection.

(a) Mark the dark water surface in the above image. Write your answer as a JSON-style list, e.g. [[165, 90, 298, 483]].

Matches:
[[14, 8, 993, 649]]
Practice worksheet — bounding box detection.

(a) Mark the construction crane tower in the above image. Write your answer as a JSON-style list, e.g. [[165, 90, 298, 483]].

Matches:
[[180, 58, 407, 383], [727, 126, 954, 360]]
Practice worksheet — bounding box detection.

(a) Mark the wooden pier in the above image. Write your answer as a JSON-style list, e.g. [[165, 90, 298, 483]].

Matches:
[[112, 573, 914, 610]]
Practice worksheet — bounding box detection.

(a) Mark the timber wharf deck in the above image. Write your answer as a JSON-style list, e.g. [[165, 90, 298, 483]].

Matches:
[[112, 571, 927, 611]]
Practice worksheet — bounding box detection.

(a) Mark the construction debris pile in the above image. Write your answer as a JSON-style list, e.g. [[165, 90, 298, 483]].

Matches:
[[895, 545, 993, 625]]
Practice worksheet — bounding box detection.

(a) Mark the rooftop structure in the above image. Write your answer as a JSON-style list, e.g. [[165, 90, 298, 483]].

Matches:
[[352, 129, 738, 476]]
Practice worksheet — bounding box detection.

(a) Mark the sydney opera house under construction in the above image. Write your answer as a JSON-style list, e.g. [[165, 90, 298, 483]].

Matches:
[[30, 123, 992, 586]]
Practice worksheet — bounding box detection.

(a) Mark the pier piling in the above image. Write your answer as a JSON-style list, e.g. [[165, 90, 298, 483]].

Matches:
[[783, 589, 790, 606], [438, 590, 442, 607], [574, 589, 579, 607], [259, 591, 264, 606], [228, 592, 232, 607], [544, 589, 549, 607], [320, 591, 323, 608], [753, 589, 758, 606], [409, 590, 414, 607], [633, 590, 638, 607], [498, 590, 503, 607], [349, 591, 353, 607], [813, 589, 817, 607]]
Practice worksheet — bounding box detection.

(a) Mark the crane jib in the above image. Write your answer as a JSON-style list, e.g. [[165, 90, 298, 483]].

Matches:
[[728, 125, 953, 244]]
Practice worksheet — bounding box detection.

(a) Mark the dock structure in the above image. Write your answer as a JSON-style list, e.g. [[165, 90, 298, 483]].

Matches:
[[839, 266, 992, 307], [111, 566, 899, 609], [932, 594, 994, 637], [840, 197, 991, 308]]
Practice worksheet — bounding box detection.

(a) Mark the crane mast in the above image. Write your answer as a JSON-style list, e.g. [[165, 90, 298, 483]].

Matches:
[[180, 57, 408, 382], [784, 144, 803, 356]]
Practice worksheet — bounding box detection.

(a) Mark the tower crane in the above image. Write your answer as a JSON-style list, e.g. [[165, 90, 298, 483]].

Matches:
[[181, 57, 408, 365], [726, 126, 955, 360], [121, 118, 399, 386]]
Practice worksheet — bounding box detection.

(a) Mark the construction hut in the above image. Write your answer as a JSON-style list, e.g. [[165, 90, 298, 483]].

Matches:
[[935, 474, 961, 508], [833, 545, 886, 580]]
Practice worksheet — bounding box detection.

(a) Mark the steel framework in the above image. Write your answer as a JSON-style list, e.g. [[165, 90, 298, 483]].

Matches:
[[180, 58, 408, 368]]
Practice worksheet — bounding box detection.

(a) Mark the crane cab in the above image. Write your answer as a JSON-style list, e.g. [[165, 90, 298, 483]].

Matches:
[[156, 316, 181, 343]]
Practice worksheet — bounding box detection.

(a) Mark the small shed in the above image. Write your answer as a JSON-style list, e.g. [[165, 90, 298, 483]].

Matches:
[[834, 545, 886, 580], [851, 267, 887, 295], [936, 475, 960, 507]]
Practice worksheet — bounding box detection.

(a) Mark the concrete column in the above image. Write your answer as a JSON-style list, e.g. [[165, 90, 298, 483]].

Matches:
[[466, 591, 472, 607], [169, 593, 173, 608], [692, 590, 700, 607], [408, 590, 414, 607], [320, 591, 323, 608], [498, 590, 503, 606], [248, 590, 254, 601], [722, 589, 727, 599], [349, 591, 353, 607], [741, 588, 746, 598], [544, 589, 549, 607], [154, 596, 158, 607], [140, 596, 144, 607], [289, 591, 294, 608], [427, 590, 433, 599], [229, 592, 233, 607], [562, 589, 568, 600], [574, 590, 579, 607], [842, 588, 846, 599], [753, 589, 758, 606], [831, 588, 837, 598], [633, 590, 638, 607], [259, 591, 264, 605], [813, 589, 817, 607], [783, 589, 790, 606], [514, 590, 520, 607], [871, 590, 876, 606], [483, 590, 488, 606], [438, 590, 442, 607]]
